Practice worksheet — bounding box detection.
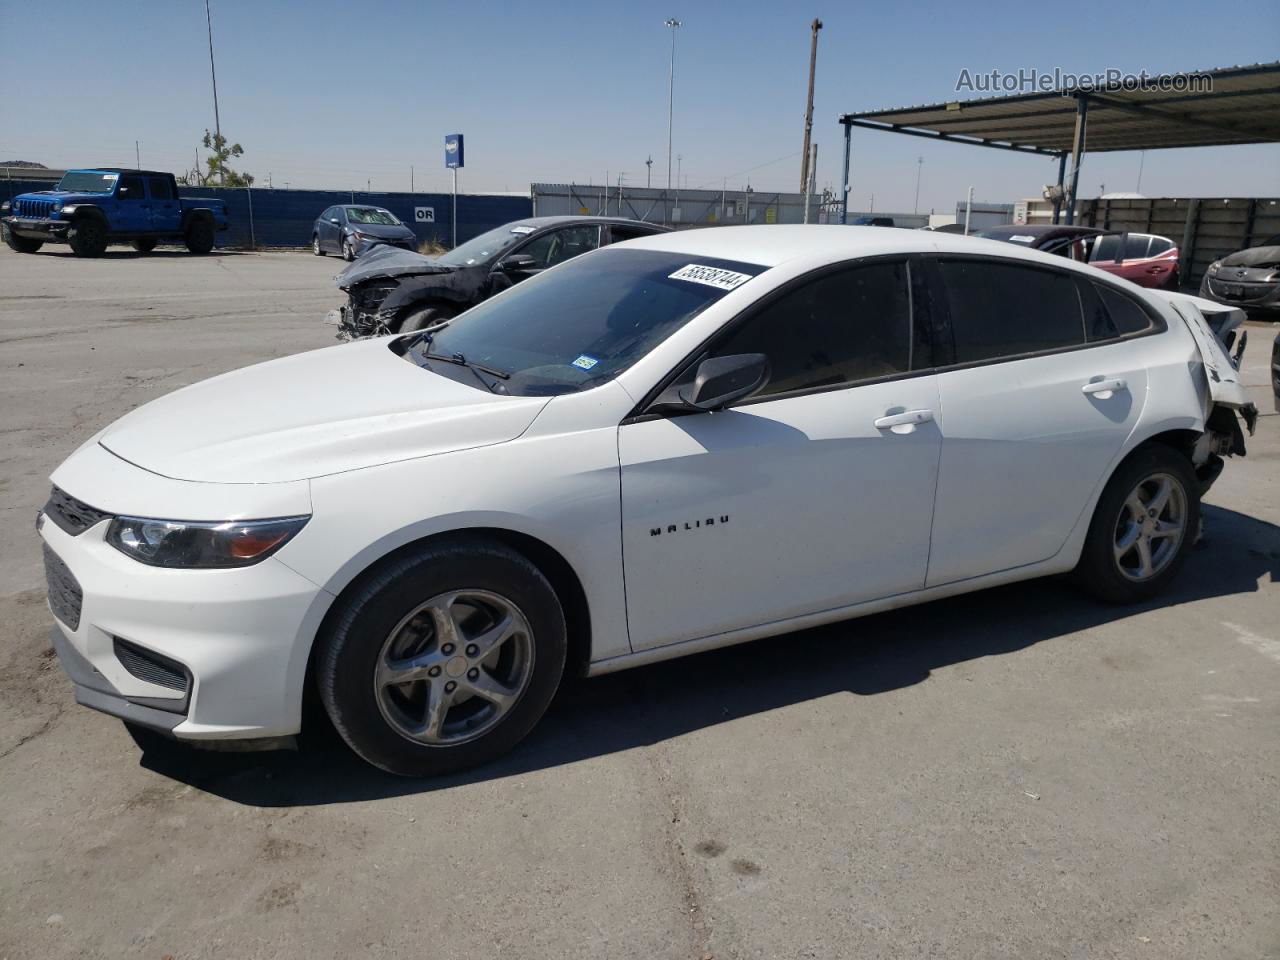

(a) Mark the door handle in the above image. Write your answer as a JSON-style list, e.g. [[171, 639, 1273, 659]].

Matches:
[[874, 409, 934, 434], [1082, 378, 1128, 399]]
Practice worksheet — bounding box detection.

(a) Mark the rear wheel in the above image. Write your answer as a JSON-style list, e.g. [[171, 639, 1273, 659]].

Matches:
[[131, 238, 157, 254], [312, 234, 325, 256], [184, 218, 215, 255], [67, 217, 108, 257], [1074, 445, 1199, 603], [4, 230, 42, 254], [316, 536, 567, 777]]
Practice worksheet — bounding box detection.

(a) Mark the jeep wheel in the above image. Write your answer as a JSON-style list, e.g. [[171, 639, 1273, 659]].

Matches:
[[184, 218, 215, 255], [67, 217, 108, 257], [131, 238, 157, 254], [316, 535, 567, 777], [312, 234, 325, 256], [4, 230, 42, 254]]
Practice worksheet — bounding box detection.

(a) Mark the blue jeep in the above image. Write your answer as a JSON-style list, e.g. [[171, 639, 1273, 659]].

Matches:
[[1, 168, 229, 257]]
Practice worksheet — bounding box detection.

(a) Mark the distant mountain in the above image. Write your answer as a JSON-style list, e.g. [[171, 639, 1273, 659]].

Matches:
[[0, 161, 49, 168]]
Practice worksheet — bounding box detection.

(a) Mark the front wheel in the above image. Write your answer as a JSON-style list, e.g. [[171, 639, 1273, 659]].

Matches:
[[342, 239, 355, 261], [4, 230, 42, 253], [184, 218, 215, 255], [67, 217, 108, 257], [316, 536, 567, 777], [1074, 445, 1200, 603], [398, 304, 455, 334], [131, 238, 157, 254]]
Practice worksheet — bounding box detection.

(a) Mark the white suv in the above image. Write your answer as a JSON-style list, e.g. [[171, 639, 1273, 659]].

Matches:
[[38, 226, 1255, 776]]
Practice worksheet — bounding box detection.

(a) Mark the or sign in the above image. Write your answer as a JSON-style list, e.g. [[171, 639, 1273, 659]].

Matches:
[[414, 207, 435, 223], [445, 134, 464, 169]]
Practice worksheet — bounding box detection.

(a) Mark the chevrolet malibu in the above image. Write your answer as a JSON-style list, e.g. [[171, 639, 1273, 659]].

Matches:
[[38, 226, 1256, 777]]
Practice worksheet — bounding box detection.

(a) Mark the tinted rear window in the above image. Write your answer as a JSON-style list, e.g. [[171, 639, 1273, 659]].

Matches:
[[937, 260, 1085, 364]]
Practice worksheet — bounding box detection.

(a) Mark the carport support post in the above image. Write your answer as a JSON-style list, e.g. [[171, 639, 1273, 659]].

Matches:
[[839, 118, 852, 224], [1051, 153, 1067, 224], [1065, 95, 1089, 226]]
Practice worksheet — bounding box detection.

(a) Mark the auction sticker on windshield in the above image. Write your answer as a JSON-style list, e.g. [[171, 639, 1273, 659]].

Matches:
[[668, 264, 753, 291]]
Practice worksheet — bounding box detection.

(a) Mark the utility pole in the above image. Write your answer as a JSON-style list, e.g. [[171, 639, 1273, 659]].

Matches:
[[803, 142, 818, 223], [135, 141, 141, 170], [204, 0, 224, 185], [367, 178, 371, 194], [913, 156, 923, 214], [664, 18, 682, 223], [267, 171, 273, 189], [645, 155, 653, 188], [964, 186, 974, 235], [799, 18, 823, 192], [410, 165, 414, 193]]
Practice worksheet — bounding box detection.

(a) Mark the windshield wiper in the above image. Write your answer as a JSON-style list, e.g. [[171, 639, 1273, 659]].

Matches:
[[420, 350, 511, 395], [400, 320, 452, 352]]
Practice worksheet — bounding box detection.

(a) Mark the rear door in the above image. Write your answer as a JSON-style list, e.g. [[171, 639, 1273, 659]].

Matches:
[[924, 257, 1152, 586], [147, 176, 181, 233], [114, 175, 150, 233]]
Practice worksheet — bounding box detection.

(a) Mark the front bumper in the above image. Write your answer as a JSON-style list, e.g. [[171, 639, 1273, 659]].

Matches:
[[38, 463, 327, 741], [1199, 274, 1280, 311], [3, 215, 69, 240]]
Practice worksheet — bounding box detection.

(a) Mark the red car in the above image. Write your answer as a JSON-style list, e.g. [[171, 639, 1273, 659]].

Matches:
[[1088, 231, 1180, 289], [977, 225, 1180, 289]]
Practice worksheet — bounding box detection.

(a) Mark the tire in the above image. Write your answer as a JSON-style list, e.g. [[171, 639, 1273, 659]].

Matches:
[[398, 304, 455, 334], [316, 535, 567, 777], [312, 234, 326, 256], [4, 230, 42, 254], [1074, 445, 1200, 604], [67, 217, 108, 257], [342, 239, 355, 261], [184, 218, 215, 255], [131, 238, 157, 254]]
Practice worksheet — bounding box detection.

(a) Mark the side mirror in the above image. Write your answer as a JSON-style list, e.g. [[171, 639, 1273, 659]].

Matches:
[[329, 218, 340, 224], [118, 187, 130, 196], [663, 354, 769, 412], [500, 254, 538, 274]]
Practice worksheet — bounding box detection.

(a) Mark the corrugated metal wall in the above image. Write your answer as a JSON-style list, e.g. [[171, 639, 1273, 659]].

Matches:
[[2, 178, 532, 249]]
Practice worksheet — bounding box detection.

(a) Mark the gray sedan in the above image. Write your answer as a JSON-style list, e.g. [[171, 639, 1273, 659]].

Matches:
[[312, 205, 418, 261]]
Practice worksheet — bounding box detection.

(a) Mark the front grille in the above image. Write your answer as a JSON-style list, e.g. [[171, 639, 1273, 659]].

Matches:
[[113, 638, 190, 692], [43, 486, 112, 536], [15, 197, 55, 218], [43, 545, 83, 630], [1207, 278, 1272, 303], [351, 279, 399, 313]]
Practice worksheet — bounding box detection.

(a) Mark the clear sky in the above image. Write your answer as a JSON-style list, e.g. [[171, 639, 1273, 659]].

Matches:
[[2, 0, 1277, 213]]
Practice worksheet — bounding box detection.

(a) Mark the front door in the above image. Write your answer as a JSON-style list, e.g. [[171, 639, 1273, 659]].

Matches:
[[923, 258, 1150, 586], [114, 174, 150, 233], [619, 258, 942, 651]]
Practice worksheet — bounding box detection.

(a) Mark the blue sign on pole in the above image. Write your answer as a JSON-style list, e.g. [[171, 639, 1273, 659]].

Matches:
[[445, 134, 464, 169]]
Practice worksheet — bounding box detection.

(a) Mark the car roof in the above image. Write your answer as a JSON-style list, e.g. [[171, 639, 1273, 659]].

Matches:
[[979, 224, 1108, 240], [618, 224, 1129, 271], [81, 168, 173, 178], [506, 215, 670, 231]]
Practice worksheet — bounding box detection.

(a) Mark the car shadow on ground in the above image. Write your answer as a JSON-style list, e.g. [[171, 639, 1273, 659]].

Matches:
[[21, 249, 247, 260], [137, 504, 1279, 806]]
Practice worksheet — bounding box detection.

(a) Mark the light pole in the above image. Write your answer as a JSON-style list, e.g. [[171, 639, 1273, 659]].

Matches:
[[913, 156, 923, 214], [204, 0, 224, 185], [645, 155, 653, 188], [664, 18, 681, 223]]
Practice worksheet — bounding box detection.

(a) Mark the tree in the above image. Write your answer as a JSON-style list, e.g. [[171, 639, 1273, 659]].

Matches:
[[200, 130, 254, 187]]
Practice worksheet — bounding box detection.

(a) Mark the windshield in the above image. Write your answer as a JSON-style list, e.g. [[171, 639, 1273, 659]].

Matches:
[[436, 223, 536, 266], [346, 207, 400, 225], [404, 248, 766, 396], [56, 171, 119, 194]]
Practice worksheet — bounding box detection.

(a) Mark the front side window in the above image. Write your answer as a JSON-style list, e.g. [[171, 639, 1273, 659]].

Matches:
[[707, 260, 915, 398], [118, 176, 146, 199], [346, 206, 401, 225], [516, 225, 602, 268], [1091, 235, 1122, 262], [936, 259, 1085, 364], [408, 248, 765, 396]]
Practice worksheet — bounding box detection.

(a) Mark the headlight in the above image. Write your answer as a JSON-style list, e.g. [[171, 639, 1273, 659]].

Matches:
[[1, 200, 9, 213], [52, 200, 63, 211], [1207, 260, 1222, 275], [106, 515, 309, 568], [60, 204, 79, 216]]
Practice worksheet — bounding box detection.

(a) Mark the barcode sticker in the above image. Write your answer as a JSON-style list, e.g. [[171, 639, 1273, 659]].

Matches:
[[668, 264, 753, 291]]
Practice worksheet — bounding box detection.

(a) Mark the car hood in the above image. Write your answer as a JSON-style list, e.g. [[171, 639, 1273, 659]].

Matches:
[[1221, 245, 1280, 269], [336, 245, 455, 288], [15, 189, 101, 203], [348, 222, 416, 239], [98, 339, 550, 484]]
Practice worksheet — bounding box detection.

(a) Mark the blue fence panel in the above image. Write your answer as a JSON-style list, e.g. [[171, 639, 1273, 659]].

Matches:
[[2, 178, 531, 250]]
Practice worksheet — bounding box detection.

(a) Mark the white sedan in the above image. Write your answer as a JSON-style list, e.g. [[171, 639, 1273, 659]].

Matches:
[[38, 226, 1256, 776]]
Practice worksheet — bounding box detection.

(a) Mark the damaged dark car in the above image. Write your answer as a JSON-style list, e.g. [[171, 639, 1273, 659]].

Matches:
[[329, 216, 670, 339], [1199, 234, 1280, 318]]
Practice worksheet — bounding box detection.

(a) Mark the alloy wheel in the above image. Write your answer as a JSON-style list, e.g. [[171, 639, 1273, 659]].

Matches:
[[374, 590, 534, 746], [1113, 472, 1187, 581]]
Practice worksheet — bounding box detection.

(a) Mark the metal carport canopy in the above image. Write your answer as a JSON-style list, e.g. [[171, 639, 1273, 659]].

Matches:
[[836, 62, 1280, 224]]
